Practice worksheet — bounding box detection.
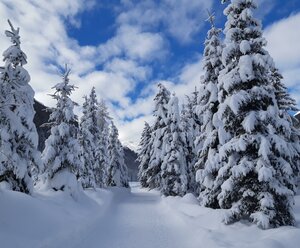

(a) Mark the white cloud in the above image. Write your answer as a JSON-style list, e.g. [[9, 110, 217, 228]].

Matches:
[[264, 12, 300, 106], [117, 0, 213, 44], [253, 0, 276, 20], [179, 55, 203, 86], [119, 115, 154, 150], [104, 58, 152, 81], [98, 25, 167, 63], [163, 0, 213, 43], [265, 12, 300, 70]]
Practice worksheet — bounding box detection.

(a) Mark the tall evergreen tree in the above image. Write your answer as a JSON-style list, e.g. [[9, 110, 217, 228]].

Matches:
[[96, 99, 111, 186], [137, 122, 152, 188], [146, 83, 171, 189], [189, 87, 202, 131], [42, 65, 81, 193], [107, 121, 129, 187], [83, 87, 104, 187], [161, 94, 188, 196], [0, 20, 41, 194], [270, 68, 300, 182], [118, 139, 129, 188], [270, 68, 297, 112], [195, 13, 224, 207], [214, 0, 296, 228], [180, 100, 197, 193], [78, 96, 96, 188]]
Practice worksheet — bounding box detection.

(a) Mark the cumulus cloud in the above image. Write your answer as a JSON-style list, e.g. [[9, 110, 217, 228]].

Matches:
[[118, 0, 213, 44], [265, 13, 300, 71], [265, 12, 300, 104], [97, 25, 167, 63], [253, 0, 276, 20]]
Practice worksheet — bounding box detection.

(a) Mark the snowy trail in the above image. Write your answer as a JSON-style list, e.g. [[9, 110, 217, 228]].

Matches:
[[49, 182, 200, 248], [2, 183, 300, 248]]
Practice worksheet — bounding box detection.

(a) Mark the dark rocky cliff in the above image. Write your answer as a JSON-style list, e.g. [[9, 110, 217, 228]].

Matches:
[[33, 100, 51, 151], [294, 112, 300, 128], [124, 147, 139, 181]]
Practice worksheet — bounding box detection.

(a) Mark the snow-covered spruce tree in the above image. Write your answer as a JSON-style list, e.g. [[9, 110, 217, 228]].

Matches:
[[194, 14, 224, 207], [96, 99, 111, 186], [107, 121, 129, 187], [215, 0, 296, 228], [118, 139, 129, 188], [78, 96, 96, 188], [0, 20, 41, 194], [137, 122, 152, 188], [189, 87, 201, 130], [180, 100, 197, 193], [83, 87, 103, 187], [146, 83, 171, 189], [161, 94, 188, 196], [42, 65, 81, 193], [270, 67, 300, 182], [270, 68, 297, 112]]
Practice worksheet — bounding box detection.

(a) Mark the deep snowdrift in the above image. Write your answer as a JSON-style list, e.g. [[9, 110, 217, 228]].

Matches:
[[0, 182, 299, 248]]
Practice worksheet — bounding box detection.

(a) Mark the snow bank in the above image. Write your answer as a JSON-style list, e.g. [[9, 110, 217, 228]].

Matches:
[[1, 183, 299, 248], [162, 193, 300, 248], [0, 187, 114, 248]]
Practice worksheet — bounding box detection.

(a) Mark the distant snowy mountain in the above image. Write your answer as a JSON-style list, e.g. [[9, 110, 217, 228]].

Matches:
[[122, 141, 138, 152], [33, 100, 138, 180]]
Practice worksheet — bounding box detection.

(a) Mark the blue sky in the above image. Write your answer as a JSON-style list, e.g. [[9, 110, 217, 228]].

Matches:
[[0, 0, 300, 149]]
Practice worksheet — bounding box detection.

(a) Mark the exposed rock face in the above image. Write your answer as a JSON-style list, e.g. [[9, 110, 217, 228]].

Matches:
[[33, 100, 50, 151], [33, 100, 138, 180], [294, 112, 300, 128], [123, 147, 139, 181]]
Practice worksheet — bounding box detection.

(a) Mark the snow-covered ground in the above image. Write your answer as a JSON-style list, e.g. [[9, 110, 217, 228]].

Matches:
[[1, 182, 300, 248]]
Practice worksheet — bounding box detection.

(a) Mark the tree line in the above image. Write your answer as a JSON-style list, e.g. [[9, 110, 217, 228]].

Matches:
[[0, 20, 129, 197], [137, 0, 300, 229]]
